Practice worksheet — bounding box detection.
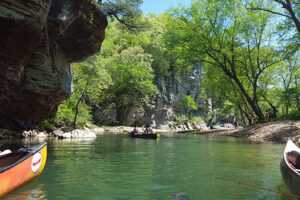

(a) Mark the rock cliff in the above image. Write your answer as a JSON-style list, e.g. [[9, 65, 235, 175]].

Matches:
[[152, 65, 206, 123], [0, 0, 107, 128], [143, 65, 208, 126], [94, 65, 208, 127]]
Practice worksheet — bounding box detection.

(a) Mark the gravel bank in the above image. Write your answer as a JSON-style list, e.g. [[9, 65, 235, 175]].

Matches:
[[200, 120, 300, 143]]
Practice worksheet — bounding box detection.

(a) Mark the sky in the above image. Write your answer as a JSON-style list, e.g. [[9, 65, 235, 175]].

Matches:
[[141, 0, 190, 15]]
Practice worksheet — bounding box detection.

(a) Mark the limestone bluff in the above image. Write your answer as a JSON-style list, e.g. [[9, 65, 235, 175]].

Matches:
[[0, 0, 107, 125]]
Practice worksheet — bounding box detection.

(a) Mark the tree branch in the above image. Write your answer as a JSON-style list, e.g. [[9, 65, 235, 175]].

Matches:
[[250, 7, 292, 18]]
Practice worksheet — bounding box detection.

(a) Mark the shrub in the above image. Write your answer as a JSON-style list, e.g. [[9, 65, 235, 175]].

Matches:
[[188, 116, 204, 123], [278, 111, 300, 120]]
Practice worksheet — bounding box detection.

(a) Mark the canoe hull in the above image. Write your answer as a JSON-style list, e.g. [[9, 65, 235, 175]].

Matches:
[[0, 143, 47, 197], [129, 132, 158, 139], [280, 158, 300, 196], [280, 140, 300, 197]]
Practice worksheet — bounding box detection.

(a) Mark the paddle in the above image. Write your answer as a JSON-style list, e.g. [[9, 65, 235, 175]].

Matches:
[[217, 177, 300, 199]]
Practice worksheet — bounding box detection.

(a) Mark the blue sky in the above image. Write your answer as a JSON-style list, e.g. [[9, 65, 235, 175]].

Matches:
[[141, 0, 190, 15]]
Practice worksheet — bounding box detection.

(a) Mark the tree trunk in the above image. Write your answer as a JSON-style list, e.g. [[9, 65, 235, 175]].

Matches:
[[282, 0, 300, 34], [73, 97, 82, 128], [232, 76, 264, 121], [122, 105, 129, 125], [216, 59, 265, 121], [237, 104, 246, 126], [73, 80, 90, 128], [295, 76, 300, 112]]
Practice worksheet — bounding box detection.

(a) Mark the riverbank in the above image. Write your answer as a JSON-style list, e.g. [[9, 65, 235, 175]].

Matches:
[[0, 120, 299, 143], [199, 120, 300, 143]]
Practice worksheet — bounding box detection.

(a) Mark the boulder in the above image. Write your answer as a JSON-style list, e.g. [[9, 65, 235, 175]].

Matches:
[[0, 0, 108, 125], [224, 123, 235, 129], [185, 123, 193, 130], [53, 128, 97, 139], [90, 128, 104, 134], [22, 130, 48, 138]]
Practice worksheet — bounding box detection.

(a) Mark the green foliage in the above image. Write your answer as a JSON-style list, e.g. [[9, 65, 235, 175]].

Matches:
[[181, 95, 198, 118], [175, 115, 204, 125], [164, 0, 296, 122], [97, 0, 144, 29], [54, 14, 169, 127], [278, 111, 300, 120], [188, 116, 204, 124], [38, 119, 55, 131], [55, 101, 75, 125], [94, 16, 176, 124], [106, 61, 158, 123], [102, 15, 173, 77], [247, 0, 300, 48], [175, 116, 185, 125], [52, 2, 300, 128], [113, 46, 153, 69], [56, 99, 93, 127], [218, 101, 235, 115], [280, 88, 298, 105], [110, 62, 157, 102], [55, 55, 111, 127]]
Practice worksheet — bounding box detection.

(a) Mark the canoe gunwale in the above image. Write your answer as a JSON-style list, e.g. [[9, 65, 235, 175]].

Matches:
[[283, 140, 300, 175], [280, 140, 300, 197], [0, 142, 47, 174]]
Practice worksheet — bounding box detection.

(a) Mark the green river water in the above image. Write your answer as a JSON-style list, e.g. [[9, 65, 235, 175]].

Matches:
[[1, 134, 293, 200]]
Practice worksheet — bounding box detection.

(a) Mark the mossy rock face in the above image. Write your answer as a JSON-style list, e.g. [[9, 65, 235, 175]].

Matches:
[[0, 0, 107, 124]]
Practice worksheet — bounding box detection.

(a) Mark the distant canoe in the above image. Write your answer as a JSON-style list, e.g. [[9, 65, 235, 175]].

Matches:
[[129, 132, 158, 139], [280, 140, 300, 197], [0, 143, 47, 197]]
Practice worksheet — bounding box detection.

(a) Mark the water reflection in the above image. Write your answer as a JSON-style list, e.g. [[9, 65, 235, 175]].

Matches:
[[3, 183, 47, 200], [0, 135, 293, 200]]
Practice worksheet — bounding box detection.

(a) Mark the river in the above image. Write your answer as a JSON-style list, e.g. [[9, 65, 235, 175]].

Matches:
[[1, 134, 292, 200]]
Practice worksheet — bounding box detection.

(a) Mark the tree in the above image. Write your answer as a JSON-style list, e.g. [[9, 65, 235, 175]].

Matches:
[[97, 28, 159, 125], [182, 95, 198, 118], [98, 0, 144, 29], [94, 17, 174, 125], [164, 0, 283, 121], [56, 55, 111, 128], [201, 65, 248, 124], [275, 52, 300, 114], [107, 61, 158, 124], [247, 0, 300, 35]]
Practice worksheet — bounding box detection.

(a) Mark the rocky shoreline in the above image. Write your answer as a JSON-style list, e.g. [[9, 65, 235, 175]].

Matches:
[[199, 120, 300, 143], [0, 120, 299, 143], [0, 127, 105, 140]]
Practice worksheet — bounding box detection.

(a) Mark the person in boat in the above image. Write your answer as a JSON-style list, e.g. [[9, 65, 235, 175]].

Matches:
[[147, 126, 153, 134], [286, 151, 300, 170], [133, 126, 139, 133], [144, 123, 153, 134]]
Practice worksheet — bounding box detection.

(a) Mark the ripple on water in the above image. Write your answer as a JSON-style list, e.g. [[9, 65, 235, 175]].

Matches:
[[1, 136, 293, 200]]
